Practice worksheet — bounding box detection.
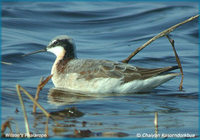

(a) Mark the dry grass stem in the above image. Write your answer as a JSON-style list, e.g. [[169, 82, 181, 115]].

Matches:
[[16, 85, 30, 138], [33, 75, 53, 113], [39, 75, 53, 90], [154, 112, 158, 138], [166, 35, 184, 90], [45, 117, 49, 137], [15, 80, 60, 137], [17, 85, 51, 118], [33, 77, 44, 113], [1, 118, 13, 136], [122, 14, 199, 63], [1, 61, 12, 65]]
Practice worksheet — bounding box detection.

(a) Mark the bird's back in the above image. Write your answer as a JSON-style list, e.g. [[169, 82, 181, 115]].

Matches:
[[51, 59, 179, 94]]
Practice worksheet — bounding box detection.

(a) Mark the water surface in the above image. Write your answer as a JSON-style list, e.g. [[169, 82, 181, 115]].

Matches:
[[2, 1, 199, 138]]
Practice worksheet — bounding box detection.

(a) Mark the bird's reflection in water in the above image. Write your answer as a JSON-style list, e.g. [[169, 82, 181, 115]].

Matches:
[[48, 88, 101, 106]]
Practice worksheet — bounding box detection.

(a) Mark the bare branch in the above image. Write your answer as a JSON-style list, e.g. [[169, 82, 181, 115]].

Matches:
[[166, 35, 184, 90], [33, 75, 53, 113], [122, 14, 199, 63]]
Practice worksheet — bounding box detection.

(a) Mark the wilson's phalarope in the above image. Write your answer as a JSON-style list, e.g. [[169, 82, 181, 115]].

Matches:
[[24, 35, 180, 94]]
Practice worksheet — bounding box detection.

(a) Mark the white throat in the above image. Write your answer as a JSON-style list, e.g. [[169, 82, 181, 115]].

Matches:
[[48, 46, 65, 75], [47, 46, 65, 57]]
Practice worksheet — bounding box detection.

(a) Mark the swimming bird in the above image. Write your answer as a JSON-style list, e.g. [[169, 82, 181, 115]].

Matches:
[[24, 35, 180, 94]]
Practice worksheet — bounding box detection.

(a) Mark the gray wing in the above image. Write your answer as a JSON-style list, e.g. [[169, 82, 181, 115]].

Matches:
[[65, 59, 178, 83]]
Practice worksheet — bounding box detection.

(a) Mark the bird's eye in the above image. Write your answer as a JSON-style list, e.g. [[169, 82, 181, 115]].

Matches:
[[51, 40, 59, 46]]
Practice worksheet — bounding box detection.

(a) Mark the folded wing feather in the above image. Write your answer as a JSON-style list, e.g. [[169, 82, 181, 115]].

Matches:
[[65, 59, 178, 83]]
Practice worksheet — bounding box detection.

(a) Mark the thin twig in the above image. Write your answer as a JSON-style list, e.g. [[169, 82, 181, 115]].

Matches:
[[16, 83, 62, 137], [166, 35, 184, 90], [38, 74, 53, 90], [1, 118, 13, 136], [17, 85, 51, 118], [1, 61, 12, 65], [122, 14, 199, 63], [45, 117, 49, 137], [33, 75, 53, 113], [154, 112, 158, 138], [39, 74, 53, 90], [16, 85, 30, 138], [33, 77, 44, 113]]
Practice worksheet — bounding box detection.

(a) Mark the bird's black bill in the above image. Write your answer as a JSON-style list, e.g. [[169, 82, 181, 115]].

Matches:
[[22, 49, 47, 57]]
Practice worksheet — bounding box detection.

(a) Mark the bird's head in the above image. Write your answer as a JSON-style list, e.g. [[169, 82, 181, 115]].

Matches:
[[23, 35, 77, 59]]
